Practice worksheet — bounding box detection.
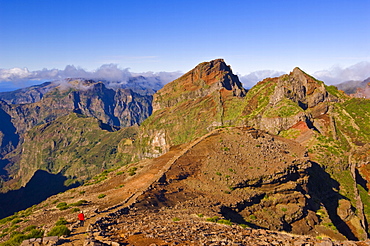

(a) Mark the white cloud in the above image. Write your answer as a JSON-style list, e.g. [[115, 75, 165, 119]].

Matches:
[[0, 67, 33, 81], [2, 61, 369, 92], [238, 70, 286, 88], [237, 62, 370, 88], [313, 61, 370, 85], [0, 64, 183, 91]]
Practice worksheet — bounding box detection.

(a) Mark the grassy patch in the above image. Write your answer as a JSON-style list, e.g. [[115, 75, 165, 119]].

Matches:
[[55, 200, 87, 211], [217, 219, 232, 226], [128, 167, 137, 176], [47, 225, 70, 237], [239, 224, 250, 228], [325, 85, 347, 99], [279, 128, 301, 139], [22, 225, 36, 233], [70, 200, 87, 206], [11, 219, 22, 225], [263, 98, 303, 118], [0, 228, 44, 246], [332, 170, 356, 207], [206, 216, 219, 222], [357, 184, 370, 233], [98, 194, 106, 199], [55, 218, 68, 226], [0, 215, 17, 226], [56, 202, 69, 211], [244, 80, 277, 120]]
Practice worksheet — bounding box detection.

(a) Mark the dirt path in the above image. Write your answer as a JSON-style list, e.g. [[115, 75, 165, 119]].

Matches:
[[60, 129, 223, 245]]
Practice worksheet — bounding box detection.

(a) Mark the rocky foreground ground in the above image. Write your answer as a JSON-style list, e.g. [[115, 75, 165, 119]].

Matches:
[[85, 206, 370, 246], [20, 205, 370, 246]]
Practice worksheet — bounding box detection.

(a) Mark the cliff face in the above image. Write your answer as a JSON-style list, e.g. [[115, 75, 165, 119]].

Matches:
[[0, 80, 152, 191], [8, 81, 151, 130], [242, 67, 341, 135], [0, 80, 151, 155], [271, 67, 338, 108]]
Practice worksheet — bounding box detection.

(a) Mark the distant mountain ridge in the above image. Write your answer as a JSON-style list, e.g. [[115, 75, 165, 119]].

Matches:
[[0, 79, 152, 192], [0, 82, 56, 104], [0, 76, 162, 105], [335, 77, 370, 97]]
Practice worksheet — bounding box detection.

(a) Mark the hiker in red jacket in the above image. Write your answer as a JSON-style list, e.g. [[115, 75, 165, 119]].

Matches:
[[78, 211, 85, 227]]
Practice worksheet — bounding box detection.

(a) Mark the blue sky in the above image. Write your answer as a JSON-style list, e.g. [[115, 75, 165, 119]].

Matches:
[[0, 0, 369, 88]]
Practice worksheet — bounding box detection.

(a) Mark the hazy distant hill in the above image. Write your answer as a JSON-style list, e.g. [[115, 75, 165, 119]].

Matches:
[[335, 77, 370, 96], [0, 74, 168, 105], [0, 82, 56, 104]]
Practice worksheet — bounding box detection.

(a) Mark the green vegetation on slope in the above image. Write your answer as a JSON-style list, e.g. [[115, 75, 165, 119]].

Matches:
[[141, 91, 224, 147], [341, 98, 370, 142], [325, 85, 348, 99], [242, 79, 277, 120], [11, 113, 138, 188], [263, 98, 303, 118]]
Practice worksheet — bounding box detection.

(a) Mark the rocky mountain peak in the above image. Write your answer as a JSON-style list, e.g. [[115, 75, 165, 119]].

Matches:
[[269, 67, 338, 110], [291, 67, 324, 95], [152, 59, 246, 112]]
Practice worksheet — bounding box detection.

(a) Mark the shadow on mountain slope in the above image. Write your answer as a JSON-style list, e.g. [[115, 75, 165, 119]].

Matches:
[[307, 162, 358, 240], [0, 159, 10, 177], [0, 107, 19, 157], [0, 170, 78, 219]]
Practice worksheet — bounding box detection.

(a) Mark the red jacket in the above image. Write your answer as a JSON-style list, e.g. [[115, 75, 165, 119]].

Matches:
[[78, 213, 85, 221]]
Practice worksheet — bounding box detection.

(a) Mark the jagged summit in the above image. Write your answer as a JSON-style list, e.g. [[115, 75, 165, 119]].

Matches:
[[270, 67, 340, 109], [152, 59, 246, 112], [238, 67, 348, 136]]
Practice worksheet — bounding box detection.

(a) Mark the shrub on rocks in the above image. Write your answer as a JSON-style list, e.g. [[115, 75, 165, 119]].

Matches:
[[217, 219, 232, 225], [22, 225, 37, 232], [206, 216, 219, 222], [47, 225, 71, 237], [98, 194, 106, 199], [0, 228, 43, 246], [56, 202, 69, 211], [55, 218, 68, 226]]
